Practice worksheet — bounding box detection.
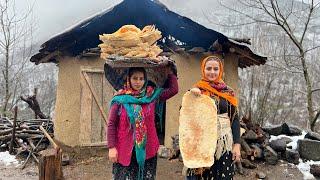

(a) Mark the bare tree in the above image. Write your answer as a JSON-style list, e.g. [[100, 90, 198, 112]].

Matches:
[[217, 0, 320, 131], [0, 0, 35, 115]]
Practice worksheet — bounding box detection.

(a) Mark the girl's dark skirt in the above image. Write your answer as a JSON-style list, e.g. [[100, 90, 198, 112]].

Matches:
[[185, 151, 235, 180], [112, 151, 157, 180]]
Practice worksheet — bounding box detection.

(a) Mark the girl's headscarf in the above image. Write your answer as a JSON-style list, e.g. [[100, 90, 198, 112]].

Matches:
[[115, 67, 151, 97], [195, 55, 238, 107]]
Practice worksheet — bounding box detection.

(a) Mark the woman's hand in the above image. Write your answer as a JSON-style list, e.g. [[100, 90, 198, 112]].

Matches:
[[108, 147, 118, 163], [190, 88, 201, 96], [166, 61, 177, 76], [232, 143, 241, 162]]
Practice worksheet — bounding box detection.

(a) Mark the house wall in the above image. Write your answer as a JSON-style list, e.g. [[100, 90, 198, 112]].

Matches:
[[54, 57, 106, 147], [223, 53, 239, 97]]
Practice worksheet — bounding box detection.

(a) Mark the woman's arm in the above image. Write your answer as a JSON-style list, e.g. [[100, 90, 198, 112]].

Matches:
[[231, 105, 241, 161], [159, 74, 179, 101], [107, 103, 120, 148], [231, 105, 240, 144]]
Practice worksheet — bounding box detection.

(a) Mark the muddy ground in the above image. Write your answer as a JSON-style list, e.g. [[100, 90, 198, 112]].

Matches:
[[0, 153, 305, 180]]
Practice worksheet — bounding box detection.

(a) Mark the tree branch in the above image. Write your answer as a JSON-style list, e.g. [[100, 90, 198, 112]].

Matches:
[[312, 88, 320, 93], [300, 0, 314, 44], [305, 45, 320, 54], [311, 108, 320, 128]]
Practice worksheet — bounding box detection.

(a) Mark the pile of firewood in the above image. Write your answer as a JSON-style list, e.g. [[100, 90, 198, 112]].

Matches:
[[0, 109, 54, 169], [236, 117, 270, 173], [236, 116, 304, 176]]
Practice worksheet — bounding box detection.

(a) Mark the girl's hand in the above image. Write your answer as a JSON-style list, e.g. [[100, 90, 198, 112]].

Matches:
[[108, 147, 118, 163], [190, 88, 201, 96], [232, 143, 241, 162]]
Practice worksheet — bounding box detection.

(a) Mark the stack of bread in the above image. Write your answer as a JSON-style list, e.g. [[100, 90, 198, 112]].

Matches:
[[99, 25, 163, 61]]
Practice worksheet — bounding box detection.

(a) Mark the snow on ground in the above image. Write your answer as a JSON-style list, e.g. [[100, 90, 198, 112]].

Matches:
[[0, 151, 20, 166], [297, 159, 320, 180], [270, 131, 320, 179]]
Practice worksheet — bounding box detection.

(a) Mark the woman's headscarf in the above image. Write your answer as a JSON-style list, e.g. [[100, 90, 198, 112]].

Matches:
[[195, 55, 238, 107]]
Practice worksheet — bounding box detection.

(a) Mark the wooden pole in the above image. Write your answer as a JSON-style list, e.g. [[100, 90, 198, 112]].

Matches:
[[9, 106, 18, 154], [34, 88, 38, 119]]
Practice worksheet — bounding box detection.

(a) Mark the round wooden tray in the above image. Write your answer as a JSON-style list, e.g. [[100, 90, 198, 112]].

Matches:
[[104, 56, 175, 90]]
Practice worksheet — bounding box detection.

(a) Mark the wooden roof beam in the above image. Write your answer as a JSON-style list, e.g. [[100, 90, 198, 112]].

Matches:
[[229, 46, 262, 65]]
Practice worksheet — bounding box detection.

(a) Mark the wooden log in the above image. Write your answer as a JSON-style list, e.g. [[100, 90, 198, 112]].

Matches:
[[241, 159, 257, 169], [29, 135, 46, 140], [0, 133, 41, 142], [235, 161, 245, 175], [240, 122, 248, 130], [0, 125, 12, 129], [21, 137, 45, 169], [9, 107, 18, 154], [242, 130, 258, 141], [31, 152, 39, 164], [15, 138, 28, 150], [39, 148, 63, 180], [34, 88, 38, 119], [2, 117, 13, 125], [240, 138, 253, 155], [20, 119, 51, 122], [251, 144, 263, 159], [28, 139, 36, 150], [0, 129, 44, 136], [19, 130, 43, 134], [240, 150, 248, 159], [20, 95, 47, 119], [0, 127, 22, 136]]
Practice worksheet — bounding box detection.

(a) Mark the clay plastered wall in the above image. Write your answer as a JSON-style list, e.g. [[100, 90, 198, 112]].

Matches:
[[165, 53, 239, 147], [223, 53, 239, 98], [54, 57, 105, 147]]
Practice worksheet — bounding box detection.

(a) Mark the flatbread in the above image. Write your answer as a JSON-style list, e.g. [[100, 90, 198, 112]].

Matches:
[[179, 91, 218, 168]]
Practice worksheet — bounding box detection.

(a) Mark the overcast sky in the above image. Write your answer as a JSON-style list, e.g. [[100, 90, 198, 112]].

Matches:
[[16, 0, 225, 44], [16, 0, 120, 43], [12, 0, 320, 46]]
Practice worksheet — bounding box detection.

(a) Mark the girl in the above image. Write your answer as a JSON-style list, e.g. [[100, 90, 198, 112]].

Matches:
[[107, 66, 178, 180], [185, 55, 241, 180]]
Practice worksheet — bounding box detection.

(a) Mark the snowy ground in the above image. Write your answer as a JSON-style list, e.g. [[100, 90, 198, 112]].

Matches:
[[0, 151, 20, 166], [270, 131, 320, 180]]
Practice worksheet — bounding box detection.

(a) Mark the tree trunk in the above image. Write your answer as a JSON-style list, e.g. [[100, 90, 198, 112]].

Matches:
[[39, 148, 63, 180], [3, 45, 10, 114], [300, 52, 315, 131]]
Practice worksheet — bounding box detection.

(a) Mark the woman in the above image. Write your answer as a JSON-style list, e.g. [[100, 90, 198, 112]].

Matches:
[[107, 66, 178, 180], [185, 55, 241, 180]]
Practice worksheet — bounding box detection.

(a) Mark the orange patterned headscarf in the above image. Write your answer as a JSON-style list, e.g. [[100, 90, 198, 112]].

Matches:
[[195, 56, 238, 107]]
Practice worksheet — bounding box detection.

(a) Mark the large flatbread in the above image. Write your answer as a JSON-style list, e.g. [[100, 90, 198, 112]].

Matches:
[[179, 91, 218, 168]]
